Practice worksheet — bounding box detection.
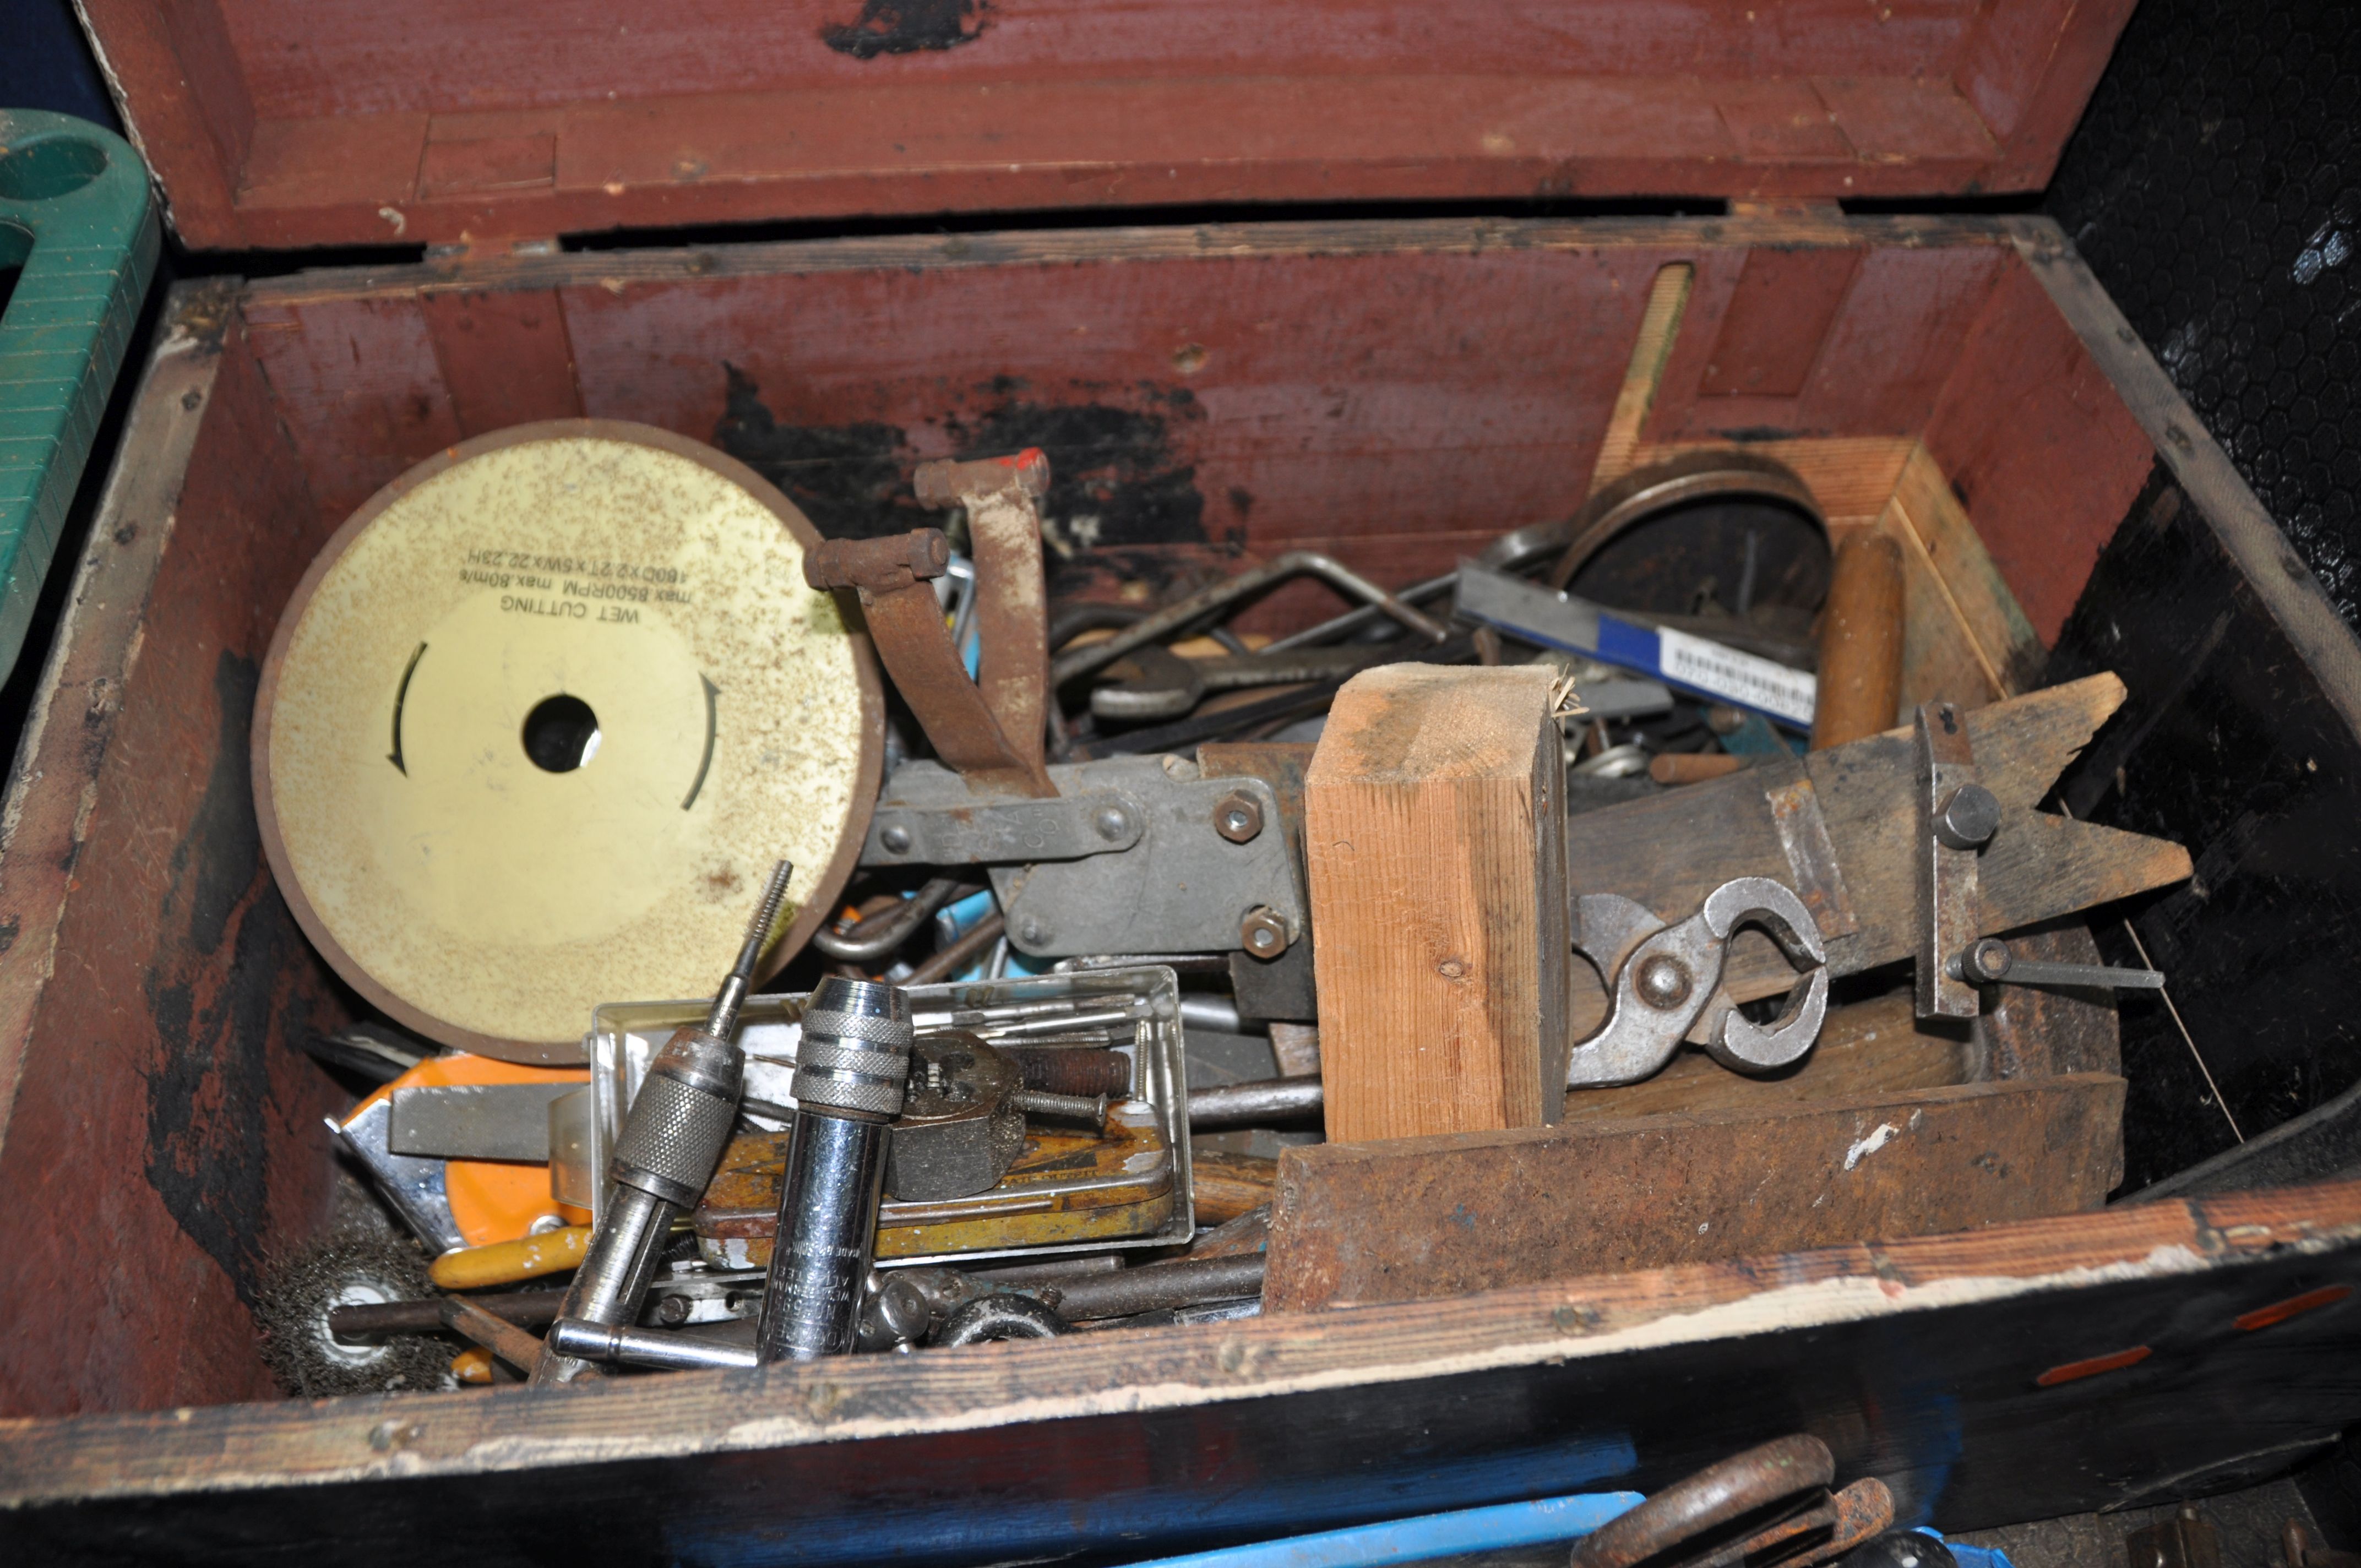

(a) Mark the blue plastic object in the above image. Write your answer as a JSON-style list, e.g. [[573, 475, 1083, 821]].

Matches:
[[1124, 1489, 1646, 1568], [0, 109, 157, 687], [1917, 1529, 2017, 1568]]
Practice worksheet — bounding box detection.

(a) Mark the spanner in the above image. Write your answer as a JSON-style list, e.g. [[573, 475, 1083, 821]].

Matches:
[[1566, 875, 1830, 1087]]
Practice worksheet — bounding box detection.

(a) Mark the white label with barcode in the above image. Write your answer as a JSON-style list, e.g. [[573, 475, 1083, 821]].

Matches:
[[1656, 627, 1816, 725]]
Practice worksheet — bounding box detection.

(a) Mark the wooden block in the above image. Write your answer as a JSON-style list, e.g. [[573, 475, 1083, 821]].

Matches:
[[1265, 1073, 2127, 1313], [1305, 664, 1570, 1141]]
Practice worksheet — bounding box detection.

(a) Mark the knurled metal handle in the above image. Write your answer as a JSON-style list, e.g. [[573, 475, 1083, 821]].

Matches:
[[790, 1071, 908, 1119], [803, 1008, 916, 1047], [796, 1040, 912, 1080], [612, 1072, 736, 1206]]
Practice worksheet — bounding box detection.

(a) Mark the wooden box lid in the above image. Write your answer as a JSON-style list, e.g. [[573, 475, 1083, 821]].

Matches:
[[82, 1, 2134, 254]]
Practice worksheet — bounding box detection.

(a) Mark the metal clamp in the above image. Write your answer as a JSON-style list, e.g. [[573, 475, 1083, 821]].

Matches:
[[1914, 701, 2001, 1020], [1568, 876, 1829, 1087], [858, 756, 1304, 958]]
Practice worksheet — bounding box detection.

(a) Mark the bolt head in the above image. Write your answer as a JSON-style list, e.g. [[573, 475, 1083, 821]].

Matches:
[[1214, 790, 1264, 844], [877, 1276, 932, 1344], [1093, 804, 1133, 842], [1634, 953, 1693, 1010], [652, 1294, 690, 1326], [1961, 937, 2012, 984], [880, 824, 913, 854], [1935, 783, 2001, 850]]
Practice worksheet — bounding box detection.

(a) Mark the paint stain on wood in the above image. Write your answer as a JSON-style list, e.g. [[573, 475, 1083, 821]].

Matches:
[[950, 385, 1207, 553], [141, 652, 313, 1309], [714, 366, 922, 540], [822, 0, 992, 59]]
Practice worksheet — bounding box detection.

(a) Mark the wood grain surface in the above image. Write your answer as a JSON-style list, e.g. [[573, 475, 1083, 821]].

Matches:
[[1307, 665, 1570, 1140], [1, 1181, 2354, 1568], [1813, 531, 1908, 748], [78, 1, 2136, 249], [1265, 1074, 2125, 1312]]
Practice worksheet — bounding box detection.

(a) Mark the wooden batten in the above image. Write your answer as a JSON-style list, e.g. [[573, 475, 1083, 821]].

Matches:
[[1265, 1073, 2128, 1313], [1306, 664, 1571, 1141]]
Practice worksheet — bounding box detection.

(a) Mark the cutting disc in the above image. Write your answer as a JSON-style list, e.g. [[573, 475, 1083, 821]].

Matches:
[[255, 421, 882, 1063]]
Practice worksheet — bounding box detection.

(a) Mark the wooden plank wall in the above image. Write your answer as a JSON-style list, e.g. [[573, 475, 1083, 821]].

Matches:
[[0, 296, 356, 1418], [233, 222, 2048, 646]]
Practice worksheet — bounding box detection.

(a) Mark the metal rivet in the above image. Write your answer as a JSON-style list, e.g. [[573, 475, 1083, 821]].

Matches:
[[1635, 954, 1693, 1010], [1093, 805, 1132, 842], [880, 824, 913, 854], [1018, 916, 1051, 946]]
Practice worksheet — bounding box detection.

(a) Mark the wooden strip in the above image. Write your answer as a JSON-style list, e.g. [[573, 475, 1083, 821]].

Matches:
[[418, 288, 585, 436], [6, 1172, 2348, 1519], [233, 214, 2020, 309], [1696, 248, 1863, 399], [0, 290, 224, 1144], [1589, 262, 1693, 492], [1264, 1074, 2125, 1313], [1874, 440, 2041, 708]]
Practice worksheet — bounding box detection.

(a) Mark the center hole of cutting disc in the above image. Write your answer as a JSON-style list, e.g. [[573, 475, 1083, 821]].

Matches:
[[522, 694, 601, 772]]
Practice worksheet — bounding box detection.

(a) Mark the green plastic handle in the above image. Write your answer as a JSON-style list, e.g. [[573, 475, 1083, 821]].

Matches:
[[0, 110, 160, 687]]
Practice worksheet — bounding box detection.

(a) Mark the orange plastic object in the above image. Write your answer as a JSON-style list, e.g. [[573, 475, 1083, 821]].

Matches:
[[451, 1346, 495, 1385], [428, 1226, 591, 1291], [347, 1052, 589, 1248]]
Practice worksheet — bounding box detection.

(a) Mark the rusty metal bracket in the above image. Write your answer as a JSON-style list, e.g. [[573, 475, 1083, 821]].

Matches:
[[859, 756, 1304, 958], [1913, 700, 1999, 1019], [806, 511, 1055, 800], [916, 450, 1052, 779]]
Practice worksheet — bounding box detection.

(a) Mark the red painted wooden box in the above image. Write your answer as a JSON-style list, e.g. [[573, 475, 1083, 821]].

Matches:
[[4, 3, 2361, 1561]]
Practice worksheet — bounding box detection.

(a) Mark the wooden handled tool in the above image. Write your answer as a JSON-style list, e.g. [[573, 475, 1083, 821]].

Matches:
[[1810, 531, 1906, 750]]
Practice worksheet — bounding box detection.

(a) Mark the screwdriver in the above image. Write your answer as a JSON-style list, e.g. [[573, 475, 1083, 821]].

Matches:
[[530, 860, 793, 1387]]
